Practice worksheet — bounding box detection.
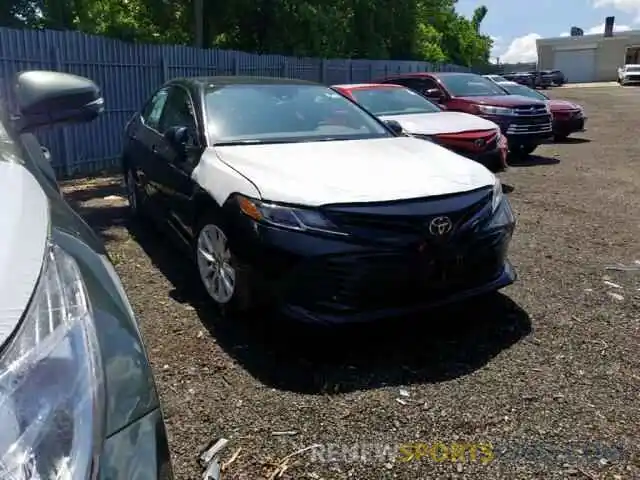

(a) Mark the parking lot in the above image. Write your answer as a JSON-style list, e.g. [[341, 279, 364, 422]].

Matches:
[[63, 85, 639, 480]]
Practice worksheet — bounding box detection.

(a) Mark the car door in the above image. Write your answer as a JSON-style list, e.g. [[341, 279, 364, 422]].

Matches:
[[127, 87, 170, 214], [153, 85, 203, 243]]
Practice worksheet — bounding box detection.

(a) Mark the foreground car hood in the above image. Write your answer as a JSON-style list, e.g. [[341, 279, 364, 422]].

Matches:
[[457, 95, 546, 107], [379, 112, 498, 135], [548, 99, 581, 111], [214, 137, 495, 206], [0, 162, 49, 347]]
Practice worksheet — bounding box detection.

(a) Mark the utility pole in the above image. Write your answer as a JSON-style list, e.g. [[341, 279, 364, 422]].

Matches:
[[194, 0, 204, 48]]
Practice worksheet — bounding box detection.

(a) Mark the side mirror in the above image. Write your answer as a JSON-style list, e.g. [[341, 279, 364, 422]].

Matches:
[[423, 88, 444, 101], [164, 126, 189, 152], [14, 71, 104, 132], [383, 119, 404, 135], [41, 146, 51, 162]]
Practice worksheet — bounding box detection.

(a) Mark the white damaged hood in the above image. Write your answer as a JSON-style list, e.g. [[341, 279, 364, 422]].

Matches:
[[213, 136, 495, 206], [0, 162, 49, 347], [379, 111, 499, 135]]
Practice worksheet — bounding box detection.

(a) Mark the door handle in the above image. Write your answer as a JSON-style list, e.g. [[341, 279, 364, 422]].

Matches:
[[151, 145, 158, 153]]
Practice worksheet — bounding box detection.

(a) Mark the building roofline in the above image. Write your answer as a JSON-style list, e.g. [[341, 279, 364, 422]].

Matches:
[[537, 30, 640, 46]]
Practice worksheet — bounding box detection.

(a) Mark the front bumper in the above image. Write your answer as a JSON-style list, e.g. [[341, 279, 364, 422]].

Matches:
[[459, 147, 507, 172], [621, 75, 640, 83], [481, 114, 553, 144], [224, 190, 517, 324], [553, 115, 587, 136]]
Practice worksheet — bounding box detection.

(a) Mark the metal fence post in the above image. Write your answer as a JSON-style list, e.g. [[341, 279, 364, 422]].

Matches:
[[52, 45, 72, 178], [160, 51, 169, 83], [320, 59, 327, 84], [233, 54, 239, 75]]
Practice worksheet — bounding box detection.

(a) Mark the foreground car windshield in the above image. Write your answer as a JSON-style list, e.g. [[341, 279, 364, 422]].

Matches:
[[205, 84, 391, 144], [349, 87, 441, 116], [439, 74, 508, 97], [501, 84, 546, 101]]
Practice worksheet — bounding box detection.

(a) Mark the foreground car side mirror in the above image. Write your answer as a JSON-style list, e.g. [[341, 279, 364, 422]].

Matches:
[[164, 126, 189, 148], [14, 71, 104, 133], [383, 119, 404, 136], [423, 88, 444, 102]]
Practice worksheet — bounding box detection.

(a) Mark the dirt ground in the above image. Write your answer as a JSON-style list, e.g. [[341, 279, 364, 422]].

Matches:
[[62, 85, 640, 480]]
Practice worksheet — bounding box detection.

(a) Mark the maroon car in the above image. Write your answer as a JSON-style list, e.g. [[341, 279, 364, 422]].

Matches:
[[375, 72, 553, 156]]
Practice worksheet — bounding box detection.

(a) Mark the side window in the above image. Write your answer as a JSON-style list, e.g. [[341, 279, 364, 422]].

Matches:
[[158, 87, 197, 136], [141, 88, 169, 130]]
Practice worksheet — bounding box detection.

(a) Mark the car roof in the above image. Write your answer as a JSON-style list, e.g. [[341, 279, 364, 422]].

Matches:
[[167, 75, 319, 90], [332, 83, 403, 90]]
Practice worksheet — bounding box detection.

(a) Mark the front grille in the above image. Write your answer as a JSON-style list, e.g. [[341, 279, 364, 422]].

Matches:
[[282, 189, 509, 312], [506, 114, 552, 135], [434, 131, 498, 154], [512, 105, 549, 116], [284, 232, 508, 313]]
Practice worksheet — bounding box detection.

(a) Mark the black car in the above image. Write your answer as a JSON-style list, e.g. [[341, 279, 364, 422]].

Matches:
[[501, 72, 535, 87], [0, 71, 173, 479], [524, 71, 554, 89], [541, 69, 567, 86], [121, 76, 516, 325]]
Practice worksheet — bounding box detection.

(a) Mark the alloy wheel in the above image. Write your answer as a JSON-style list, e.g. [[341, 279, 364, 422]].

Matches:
[[196, 224, 236, 304]]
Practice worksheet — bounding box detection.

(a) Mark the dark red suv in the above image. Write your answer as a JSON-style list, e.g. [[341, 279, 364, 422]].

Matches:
[[376, 72, 553, 156]]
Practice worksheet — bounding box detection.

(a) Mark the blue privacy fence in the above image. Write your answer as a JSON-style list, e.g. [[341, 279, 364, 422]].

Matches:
[[0, 27, 469, 177]]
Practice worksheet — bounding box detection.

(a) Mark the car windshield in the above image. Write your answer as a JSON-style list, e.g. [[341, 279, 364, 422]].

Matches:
[[204, 84, 391, 144], [500, 83, 547, 101], [626, 66, 640, 72], [348, 87, 441, 116], [439, 74, 507, 97]]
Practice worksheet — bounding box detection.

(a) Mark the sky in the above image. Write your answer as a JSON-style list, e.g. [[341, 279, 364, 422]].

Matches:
[[455, 0, 640, 63]]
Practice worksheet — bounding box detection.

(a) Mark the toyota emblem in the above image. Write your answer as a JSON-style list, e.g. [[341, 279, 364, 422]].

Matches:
[[428, 216, 453, 236], [474, 138, 486, 147]]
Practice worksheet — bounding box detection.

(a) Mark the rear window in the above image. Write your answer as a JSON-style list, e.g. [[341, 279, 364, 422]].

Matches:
[[348, 87, 441, 116]]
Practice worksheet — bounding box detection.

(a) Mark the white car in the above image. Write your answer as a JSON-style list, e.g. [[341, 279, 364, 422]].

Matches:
[[333, 83, 509, 172], [121, 76, 517, 324], [617, 64, 640, 84], [483, 74, 510, 84]]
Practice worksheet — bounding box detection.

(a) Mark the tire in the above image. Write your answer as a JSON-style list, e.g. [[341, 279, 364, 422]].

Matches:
[[124, 168, 143, 217], [511, 143, 538, 157], [194, 215, 255, 317]]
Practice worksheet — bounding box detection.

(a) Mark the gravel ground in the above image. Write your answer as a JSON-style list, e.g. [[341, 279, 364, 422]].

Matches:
[[62, 85, 639, 480]]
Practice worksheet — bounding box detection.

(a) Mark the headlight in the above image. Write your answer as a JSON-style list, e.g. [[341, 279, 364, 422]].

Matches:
[[0, 244, 104, 479], [477, 105, 515, 115], [492, 177, 503, 212], [237, 195, 347, 236]]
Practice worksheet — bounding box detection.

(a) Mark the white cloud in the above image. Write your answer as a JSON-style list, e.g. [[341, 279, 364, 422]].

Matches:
[[499, 22, 634, 64], [593, 0, 640, 21], [499, 33, 541, 63]]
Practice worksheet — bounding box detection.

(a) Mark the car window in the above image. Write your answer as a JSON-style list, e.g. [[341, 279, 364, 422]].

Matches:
[[390, 78, 438, 92], [349, 87, 441, 116], [438, 74, 507, 97], [500, 84, 546, 101], [158, 86, 197, 135], [141, 88, 169, 130], [204, 84, 391, 144]]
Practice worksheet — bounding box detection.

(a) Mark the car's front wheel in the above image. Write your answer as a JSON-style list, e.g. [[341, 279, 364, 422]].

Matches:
[[510, 143, 538, 157], [195, 218, 254, 316], [125, 169, 142, 216]]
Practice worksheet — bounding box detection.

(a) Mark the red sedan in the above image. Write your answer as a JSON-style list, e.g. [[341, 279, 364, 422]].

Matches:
[[332, 83, 509, 172], [495, 81, 587, 141]]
